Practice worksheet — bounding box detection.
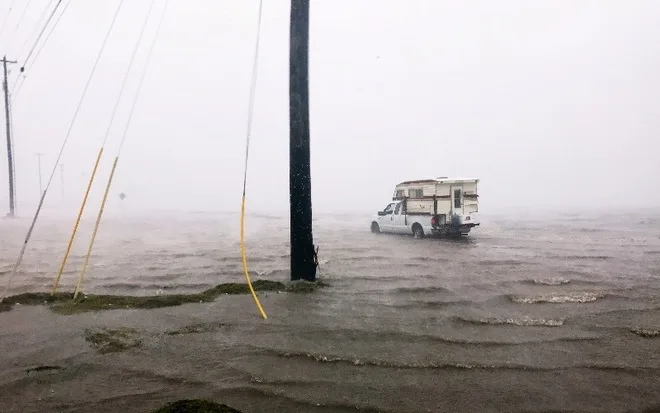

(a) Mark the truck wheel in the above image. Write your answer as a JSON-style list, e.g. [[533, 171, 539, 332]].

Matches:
[[371, 222, 380, 233], [412, 224, 424, 239]]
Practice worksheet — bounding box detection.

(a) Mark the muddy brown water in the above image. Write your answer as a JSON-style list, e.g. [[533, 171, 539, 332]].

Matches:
[[1, 211, 659, 412]]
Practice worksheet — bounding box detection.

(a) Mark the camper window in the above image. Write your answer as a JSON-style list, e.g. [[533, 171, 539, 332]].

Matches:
[[410, 189, 423, 198], [454, 189, 462, 208], [395, 190, 404, 198]]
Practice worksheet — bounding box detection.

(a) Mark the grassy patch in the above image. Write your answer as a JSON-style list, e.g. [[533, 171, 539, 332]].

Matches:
[[51, 293, 214, 315], [2, 278, 329, 315], [201, 279, 285, 297], [152, 400, 243, 413], [2, 292, 72, 306], [286, 279, 329, 293], [85, 327, 142, 354]]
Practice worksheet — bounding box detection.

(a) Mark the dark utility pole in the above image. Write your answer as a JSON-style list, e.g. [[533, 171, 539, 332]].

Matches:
[[289, 0, 317, 281], [2, 56, 17, 217]]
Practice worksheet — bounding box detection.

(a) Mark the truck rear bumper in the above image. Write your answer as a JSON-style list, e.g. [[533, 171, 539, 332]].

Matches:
[[431, 223, 479, 236]]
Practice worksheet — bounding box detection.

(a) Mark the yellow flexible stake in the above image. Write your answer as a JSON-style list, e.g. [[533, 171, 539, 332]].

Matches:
[[240, 195, 267, 319], [51, 146, 104, 295], [74, 156, 118, 299]]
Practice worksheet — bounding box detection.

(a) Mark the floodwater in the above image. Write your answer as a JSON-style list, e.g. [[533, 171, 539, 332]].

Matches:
[[1, 210, 659, 413]]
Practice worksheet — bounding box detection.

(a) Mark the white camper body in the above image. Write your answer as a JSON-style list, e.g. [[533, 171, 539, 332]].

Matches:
[[371, 177, 480, 238]]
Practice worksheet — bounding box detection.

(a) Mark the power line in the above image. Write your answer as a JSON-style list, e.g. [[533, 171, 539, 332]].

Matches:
[[0, 0, 16, 41], [116, 0, 169, 153], [74, 0, 172, 299], [18, 0, 56, 61], [2, 0, 128, 301], [56, 0, 161, 295], [241, 0, 264, 196], [11, 0, 65, 97], [100, 0, 158, 148], [9, 0, 35, 51], [21, 0, 62, 69], [14, 0, 34, 30], [56, 0, 156, 292], [239, 0, 268, 318]]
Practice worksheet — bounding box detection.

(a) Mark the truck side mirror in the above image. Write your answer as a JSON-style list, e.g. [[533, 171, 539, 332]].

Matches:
[[377, 211, 386, 216]]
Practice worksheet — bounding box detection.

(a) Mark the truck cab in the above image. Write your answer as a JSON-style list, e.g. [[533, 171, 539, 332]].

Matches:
[[372, 200, 416, 233]]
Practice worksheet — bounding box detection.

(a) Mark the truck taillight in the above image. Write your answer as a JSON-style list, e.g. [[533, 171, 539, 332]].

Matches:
[[431, 217, 437, 226]]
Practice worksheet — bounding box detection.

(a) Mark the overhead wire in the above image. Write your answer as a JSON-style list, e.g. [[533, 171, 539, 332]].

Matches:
[[13, 0, 34, 31], [18, 0, 57, 67], [0, 0, 16, 40], [8, 0, 34, 52], [11, 0, 65, 98], [20, 0, 61, 72], [240, 0, 268, 319], [51, 0, 130, 295], [3, 0, 56, 205], [71, 0, 165, 299], [1, 0, 127, 302], [74, 0, 171, 299]]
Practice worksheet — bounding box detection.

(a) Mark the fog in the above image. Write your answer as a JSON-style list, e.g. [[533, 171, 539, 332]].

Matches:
[[1, 0, 659, 219]]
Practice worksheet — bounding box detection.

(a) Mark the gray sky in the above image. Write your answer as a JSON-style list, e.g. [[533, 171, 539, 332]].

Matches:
[[1, 0, 659, 216]]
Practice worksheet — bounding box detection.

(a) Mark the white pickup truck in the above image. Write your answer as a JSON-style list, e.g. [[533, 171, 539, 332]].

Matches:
[[370, 177, 480, 238]]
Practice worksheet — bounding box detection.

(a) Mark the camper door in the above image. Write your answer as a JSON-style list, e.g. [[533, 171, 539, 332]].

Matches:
[[451, 185, 464, 215]]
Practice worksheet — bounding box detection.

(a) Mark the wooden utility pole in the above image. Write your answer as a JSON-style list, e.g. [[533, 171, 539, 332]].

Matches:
[[2, 56, 17, 217], [289, 0, 317, 281]]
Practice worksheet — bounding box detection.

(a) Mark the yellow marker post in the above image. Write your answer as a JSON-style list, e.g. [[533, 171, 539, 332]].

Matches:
[[240, 195, 267, 319], [74, 156, 118, 299], [51, 147, 104, 295]]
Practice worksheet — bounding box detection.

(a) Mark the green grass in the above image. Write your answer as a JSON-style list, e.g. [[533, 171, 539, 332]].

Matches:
[[1, 279, 328, 315], [52, 293, 216, 315], [2, 292, 72, 306]]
